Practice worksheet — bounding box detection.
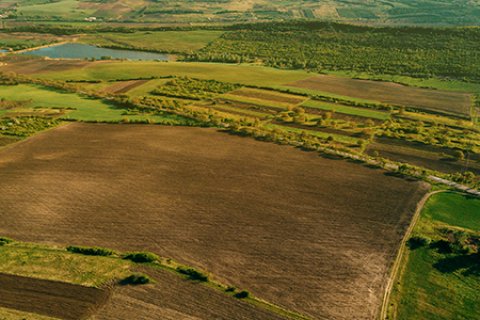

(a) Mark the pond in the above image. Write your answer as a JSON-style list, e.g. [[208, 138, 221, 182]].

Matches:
[[22, 43, 171, 61]]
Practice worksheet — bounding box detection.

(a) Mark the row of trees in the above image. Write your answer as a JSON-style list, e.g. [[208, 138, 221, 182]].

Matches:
[[151, 77, 241, 100]]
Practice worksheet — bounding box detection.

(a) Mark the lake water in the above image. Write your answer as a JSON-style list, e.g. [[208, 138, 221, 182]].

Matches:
[[22, 43, 170, 61]]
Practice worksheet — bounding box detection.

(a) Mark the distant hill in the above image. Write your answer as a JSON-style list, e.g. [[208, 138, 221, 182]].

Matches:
[[2, 0, 480, 26]]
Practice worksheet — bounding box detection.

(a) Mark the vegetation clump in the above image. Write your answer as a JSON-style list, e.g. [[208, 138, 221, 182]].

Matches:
[[407, 236, 430, 250], [66, 245, 114, 256], [151, 77, 241, 100], [234, 290, 250, 299], [123, 252, 159, 263], [120, 273, 151, 285], [0, 237, 13, 246], [176, 267, 208, 282]]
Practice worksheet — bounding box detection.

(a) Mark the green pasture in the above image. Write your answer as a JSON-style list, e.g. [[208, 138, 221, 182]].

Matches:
[[0, 84, 190, 124], [35, 61, 313, 87], [389, 192, 480, 320]]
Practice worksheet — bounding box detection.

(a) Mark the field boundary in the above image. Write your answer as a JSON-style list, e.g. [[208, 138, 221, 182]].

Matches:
[[379, 190, 445, 319]]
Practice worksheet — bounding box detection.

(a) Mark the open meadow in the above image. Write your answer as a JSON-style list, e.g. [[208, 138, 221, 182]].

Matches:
[[387, 192, 480, 319], [0, 123, 428, 319]]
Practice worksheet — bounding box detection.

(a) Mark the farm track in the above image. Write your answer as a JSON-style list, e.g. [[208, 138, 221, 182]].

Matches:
[[0, 273, 111, 320], [379, 190, 445, 320], [0, 123, 429, 319]]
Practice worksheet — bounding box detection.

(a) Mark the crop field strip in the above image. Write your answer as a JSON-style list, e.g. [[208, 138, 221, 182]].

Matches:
[[288, 75, 473, 118], [0, 123, 429, 319]]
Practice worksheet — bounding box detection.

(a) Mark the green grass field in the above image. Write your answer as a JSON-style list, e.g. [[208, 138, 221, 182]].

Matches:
[[422, 192, 480, 231], [388, 192, 480, 320], [0, 240, 131, 287], [302, 100, 390, 120], [81, 31, 223, 53], [35, 61, 313, 87], [17, 0, 95, 20], [0, 84, 191, 124]]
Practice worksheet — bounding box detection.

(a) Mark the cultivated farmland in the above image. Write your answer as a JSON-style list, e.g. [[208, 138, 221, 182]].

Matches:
[[288, 75, 473, 117], [0, 123, 428, 319]]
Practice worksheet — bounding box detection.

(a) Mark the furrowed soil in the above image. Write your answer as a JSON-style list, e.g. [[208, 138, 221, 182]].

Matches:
[[95, 268, 285, 320], [288, 75, 472, 116], [367, 137, 480, 175], [103, 80, 150, 94], [0, 273, 110, 320], [0, 123, 428, 320]]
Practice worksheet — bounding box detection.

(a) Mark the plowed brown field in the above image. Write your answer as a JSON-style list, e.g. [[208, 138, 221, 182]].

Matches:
[[0, 123, 428, 319], [0, 273, 110, 320], [96, 268, 285, 320], [103, 80, 150, 94], [288, 75, 472, 116]]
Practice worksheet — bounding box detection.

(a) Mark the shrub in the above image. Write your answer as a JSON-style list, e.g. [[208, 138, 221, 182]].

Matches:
[[225, 286, 236, 292], [123, 252, 159, 263], [176, 267, 208, 282], [66, 245, 114, 256], [407, 236, 430, 250], [0, 237, 13, 246], [234, 290, 250, 299], [120, 273, 151, 285]]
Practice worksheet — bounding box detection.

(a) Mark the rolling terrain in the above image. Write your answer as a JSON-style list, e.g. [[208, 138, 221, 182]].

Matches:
[[0, 5, 479, 319], [3, 0, 480, 25], [0, 123, 428, 319]]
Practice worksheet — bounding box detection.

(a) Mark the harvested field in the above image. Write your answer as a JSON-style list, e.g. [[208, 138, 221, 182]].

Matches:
[[0, 273, 110, 320], [0, 57, 91, 75], [288, 75, 473, 116], [0, 123, 428, 319], [229, 88, 306, 105], [367, 138, 480, 175], [103, 80, 150, 94], [97, 268, 285, 320]]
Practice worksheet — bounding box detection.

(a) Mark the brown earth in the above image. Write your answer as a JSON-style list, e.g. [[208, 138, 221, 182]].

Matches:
[[288, 75, 473, 116], [95, 268, 285, 320], [0, 123, 428, 319], [0, 57, 91, 75], [230, 88, 306, 105], [367, 137, 480, 175], [103, 79, 150, 94], [0, 273, 110, 320]]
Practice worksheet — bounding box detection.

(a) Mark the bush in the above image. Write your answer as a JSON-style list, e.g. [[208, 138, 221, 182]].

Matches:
[[176, 267, 208, 282], [66, 245, 114, 256], [120, 273, 151, 285], [123, 252, 159, 263], [0, 237, 13, 246], [407, 236, 431, 250], [234, 290, 250, 299], [225, 286, 236, 292]]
